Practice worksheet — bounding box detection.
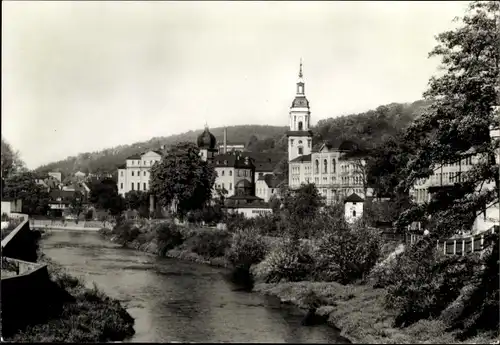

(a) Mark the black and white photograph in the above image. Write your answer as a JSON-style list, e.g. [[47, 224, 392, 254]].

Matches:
[[1, 0, 499, 343]]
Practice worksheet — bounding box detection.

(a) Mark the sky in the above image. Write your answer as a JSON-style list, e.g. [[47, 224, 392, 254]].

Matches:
[[2, 1, 470, 169]]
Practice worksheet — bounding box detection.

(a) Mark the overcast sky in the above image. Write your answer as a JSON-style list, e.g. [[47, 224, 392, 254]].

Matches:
[[2, 1, 470, 169]]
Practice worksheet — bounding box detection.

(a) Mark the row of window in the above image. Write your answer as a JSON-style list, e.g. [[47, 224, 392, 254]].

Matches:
[[218, 169, 252, 177], [415, 171, 465, 187], [291, 176, 362, 186], [120, 182, 148, 191], [256, 187, 276, 196], [129, 159, 159, 166], [120, 170, 149, 177]]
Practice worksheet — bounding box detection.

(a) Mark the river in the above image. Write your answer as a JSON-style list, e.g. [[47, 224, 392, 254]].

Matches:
[[41, 231, 349, 343]]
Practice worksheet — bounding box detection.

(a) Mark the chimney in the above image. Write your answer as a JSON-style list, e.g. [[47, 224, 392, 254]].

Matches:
[[223, 127, 228, 154]]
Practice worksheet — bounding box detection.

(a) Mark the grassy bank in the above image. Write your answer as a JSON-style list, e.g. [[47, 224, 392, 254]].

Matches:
[[254, 282, 497, 344], [3, 255, 135, 342]]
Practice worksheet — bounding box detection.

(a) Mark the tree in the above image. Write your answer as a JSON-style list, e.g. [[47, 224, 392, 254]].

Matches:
[[89, 178, 125, 218], [124, 190, 150, 218], [149, 142, 216, 219], [246, 135, 259, 152], [68, 192, 84, 221], [273, 158, 289, 183], [2, 171, 50, 215], [395, 1, 500, 238], [281, 183, 325, 238], [1, 139, 26, 179]]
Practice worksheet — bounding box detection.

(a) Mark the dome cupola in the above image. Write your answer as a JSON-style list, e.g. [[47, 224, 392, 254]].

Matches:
[[197, 124, 217, 149]]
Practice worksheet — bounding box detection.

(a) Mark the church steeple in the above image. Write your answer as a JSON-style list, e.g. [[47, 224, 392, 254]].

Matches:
[[296, 59, 305, 95]]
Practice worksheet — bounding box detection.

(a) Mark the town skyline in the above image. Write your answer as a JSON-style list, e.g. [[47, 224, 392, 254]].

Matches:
[[3, 1, 470, 169]]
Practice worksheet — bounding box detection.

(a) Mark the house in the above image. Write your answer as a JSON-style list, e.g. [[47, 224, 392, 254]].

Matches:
[[224, 195, 272, 218], [344, 193, 364, 224], [117, 149, 163, 196], [48, 190, 86, 218], [256, 174, 284, 202], [1, 198, 23, 215], [48, 172, 62, 183]]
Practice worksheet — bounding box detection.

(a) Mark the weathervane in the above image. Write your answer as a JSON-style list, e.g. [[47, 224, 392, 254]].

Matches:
[[299, 58, 303, 78]]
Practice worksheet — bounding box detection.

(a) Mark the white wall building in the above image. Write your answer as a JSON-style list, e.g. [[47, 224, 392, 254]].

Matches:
[[256, 174, 282, 202], [344, 193, 364, 224], [117, 150, 163, 196]]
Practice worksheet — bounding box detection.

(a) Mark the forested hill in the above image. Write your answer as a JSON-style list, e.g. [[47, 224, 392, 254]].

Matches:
[[35, 125, 289, 177], [36, 99, 430, 178]]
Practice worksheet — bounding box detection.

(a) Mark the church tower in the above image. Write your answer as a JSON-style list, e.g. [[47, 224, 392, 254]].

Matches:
[[287, 59, 313, 162]]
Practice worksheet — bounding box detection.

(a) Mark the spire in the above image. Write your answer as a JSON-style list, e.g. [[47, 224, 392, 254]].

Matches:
[[299, 58, 303, 78], [204, 121, 209, 130]]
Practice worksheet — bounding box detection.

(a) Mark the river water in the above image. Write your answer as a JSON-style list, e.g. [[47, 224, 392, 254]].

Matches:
[[41, 231, 349, 343]]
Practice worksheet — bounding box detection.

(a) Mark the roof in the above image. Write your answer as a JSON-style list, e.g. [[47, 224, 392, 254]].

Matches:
[[291, 95, 310, 108], [126, 154, 141, 160], [344, 193, 365, 203], [49, 189, 83, 202], [257, 174, 283, 189], [254, 162, 276, 172], [117, 164, 126, 169], [226, 195, 263, 201], [290, 154, 312, 163], [197, 127, 217, 149], [214, 154, 255, 169], [218, 142, 246, 147]]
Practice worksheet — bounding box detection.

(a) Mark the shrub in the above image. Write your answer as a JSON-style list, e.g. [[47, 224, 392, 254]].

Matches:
[[382, 238, 482, 328], [314, 224, 382, 284], [188, 229, 231, 258], [451, 233, 499, 339], [252, 238, 317, 283], [252, 213, 282, 236], [154, 221, 184, 255], [225, 227, 267, 270], [111, 220, 140, 244]]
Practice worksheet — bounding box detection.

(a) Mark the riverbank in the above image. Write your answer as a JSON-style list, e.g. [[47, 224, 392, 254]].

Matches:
[[3, 253, 135, 342], [97, 222, 498, 345], [254, 282, 498, 345]]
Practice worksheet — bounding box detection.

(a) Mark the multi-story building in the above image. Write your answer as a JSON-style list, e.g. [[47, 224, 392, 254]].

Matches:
[[410, 125, 500, 234], [256, 174, 283, 202], [212, 153, 256, 198], [286, 61, 371, 204], [117, 150, 163, 196]]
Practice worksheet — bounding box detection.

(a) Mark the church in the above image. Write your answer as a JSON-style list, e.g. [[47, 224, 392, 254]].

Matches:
[[286, 61, 372, 205]]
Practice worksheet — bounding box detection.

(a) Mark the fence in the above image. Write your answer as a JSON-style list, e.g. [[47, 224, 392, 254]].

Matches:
[[30, 219, 114, 230], [407, 225, 499, 256]]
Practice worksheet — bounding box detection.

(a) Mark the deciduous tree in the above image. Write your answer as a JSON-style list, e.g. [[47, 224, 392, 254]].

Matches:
[[149, 142, 216, 219], [395, 1, 500, 238], [3, 171, 50, 215]]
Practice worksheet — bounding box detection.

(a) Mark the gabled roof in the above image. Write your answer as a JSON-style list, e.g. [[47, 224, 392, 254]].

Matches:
[[290, 154, 312, 163], [117, 164, 126, 169], [344, 193, 365, 203], [257, 174, 283, 189], [286, 130, 314, 137]]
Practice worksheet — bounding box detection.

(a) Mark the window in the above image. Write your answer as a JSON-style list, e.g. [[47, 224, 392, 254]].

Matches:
[[132, 171, 135, 176], [229, 183, 232, 190], [144, 183, 147, 190], [323, 159, 328, 173], [137, 182, 140, 191], [120, 171, 124, 177], [120, 183, 123, 189], [298, 147, 303, 155], [131, 160, 134, 165], [298, 121, 303, 130], [144, 171, 146, 176], [332, 159, 336, 173], [229, 170, 233, 176], [244, 170, 247, 177], [315, 160, 319, 174], [222, 183, 225, 190], [131, 183, 134, 191], [222, 170, 225, 176], [353, 210, 356, 217], [308, 140, 311, 148]]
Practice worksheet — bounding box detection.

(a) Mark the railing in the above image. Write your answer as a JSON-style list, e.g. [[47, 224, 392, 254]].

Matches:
[[407, 225, 499, 256], [30, 219, 114, 230]]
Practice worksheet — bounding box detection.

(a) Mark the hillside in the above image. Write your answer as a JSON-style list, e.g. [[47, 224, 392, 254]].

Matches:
[[36, 99, 431, 179]]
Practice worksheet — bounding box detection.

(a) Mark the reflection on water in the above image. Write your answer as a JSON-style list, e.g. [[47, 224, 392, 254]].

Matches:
[[41, 231, 349, 343]]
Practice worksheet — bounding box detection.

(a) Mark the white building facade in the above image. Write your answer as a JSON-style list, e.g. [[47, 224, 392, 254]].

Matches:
[[117, 150, 163, 196]]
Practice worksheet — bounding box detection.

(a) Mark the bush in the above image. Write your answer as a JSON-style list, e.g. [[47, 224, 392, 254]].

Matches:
[[381, 238, 482, 328], [111, 220, 140, 244], [252, 238, 317, 283], [225, 212, 255, 232], [451, 233, 499, 339], [225, 227, 267, 270], [188, 229, 231, 258], [314, 224, 382, 284], [153, 221, 184, 255]]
